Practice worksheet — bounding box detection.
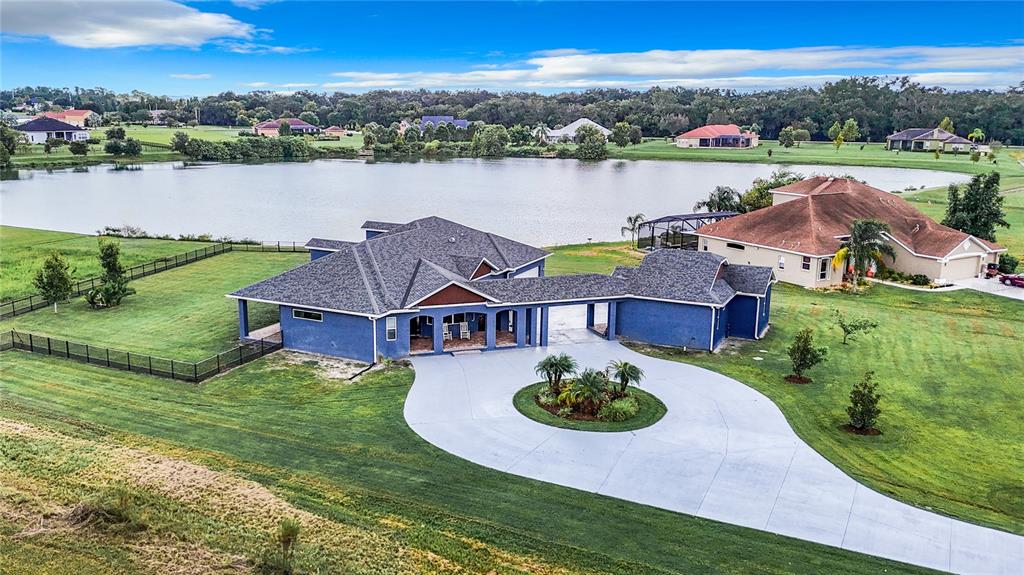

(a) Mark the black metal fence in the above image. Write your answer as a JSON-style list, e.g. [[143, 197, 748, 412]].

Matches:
[[1, 329, 283, 383], [1, 240, 309, 320]]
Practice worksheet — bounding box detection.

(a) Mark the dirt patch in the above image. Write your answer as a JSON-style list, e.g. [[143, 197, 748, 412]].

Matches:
[[841, 424, 882, 436], [274, 351, 372, 380], [784, 375, 813, 384]]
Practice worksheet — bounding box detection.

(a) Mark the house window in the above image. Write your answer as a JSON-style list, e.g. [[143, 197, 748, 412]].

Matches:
[[819, 258, 829, 280], [778, 256, 785, 269], [385, 317, 397, 341], [726, 242, 746, 251], [802, 256, 811, 270], [701, 239, 708, 251], [292, 309, 322, 322]]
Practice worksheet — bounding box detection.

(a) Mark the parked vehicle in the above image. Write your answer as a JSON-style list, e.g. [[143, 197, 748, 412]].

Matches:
[[984, 263, 1001, 278], [999, 273, 1024, 288]]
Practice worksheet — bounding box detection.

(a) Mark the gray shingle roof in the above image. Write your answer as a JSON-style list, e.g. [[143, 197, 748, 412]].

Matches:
[[475, 274, 626, 304], [306, 238, 356, 251], [887, 128, 932, 141], [361, 220, 403, 232], [15, 117, 84, 132], [724, 264, 775, 295]]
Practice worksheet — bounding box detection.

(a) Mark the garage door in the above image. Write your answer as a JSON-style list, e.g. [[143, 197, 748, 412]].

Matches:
[[942, 256, 982, 282]]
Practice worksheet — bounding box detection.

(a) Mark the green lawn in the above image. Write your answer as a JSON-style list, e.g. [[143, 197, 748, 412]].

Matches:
[[609, 140, 1024, 176], [0, 226, 216, 301], [0, 353, 933, 575], [628, 282, 1024, 535], [544, 241, 644, 276], [118, 124, 244, 145], [1, 251, 305, 360]]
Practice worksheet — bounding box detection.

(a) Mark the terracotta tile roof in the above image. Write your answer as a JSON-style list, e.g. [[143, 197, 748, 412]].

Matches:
[[38, 109, 93, 119], [677, 124, 755, 139], [695, 178, 1005, 258]]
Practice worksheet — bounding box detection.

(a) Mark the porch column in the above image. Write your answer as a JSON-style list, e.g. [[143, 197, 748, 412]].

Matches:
[[606, 301, 617, 341], [485, 310, 496, 350], [539, 306, 549, 347], [432, 313, 445, 354], [514, 308, 527, 347], [238, 299, 250, 339], [533, 307, 543, 346], [586, 303, 595, 328]]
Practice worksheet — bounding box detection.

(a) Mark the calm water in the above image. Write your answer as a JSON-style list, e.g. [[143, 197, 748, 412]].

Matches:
[[0, 158, 967, 245]]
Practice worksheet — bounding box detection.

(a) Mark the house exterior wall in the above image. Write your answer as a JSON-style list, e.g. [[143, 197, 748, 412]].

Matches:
[[615, 299, 714, 350], [674, 137, 702, 148], [22, 130, 88, 144], [280, 305, 375, 363], [700, 237, 838, 288], [725, 295, 759, 339], [309, 249, 332, 261]]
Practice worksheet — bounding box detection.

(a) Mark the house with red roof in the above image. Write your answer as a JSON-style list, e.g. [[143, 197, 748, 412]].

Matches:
[[674, 124, 758, 149], [253, 118, 321, 137], [37, 109, 96, 128], [694, 177, 1004, 288]]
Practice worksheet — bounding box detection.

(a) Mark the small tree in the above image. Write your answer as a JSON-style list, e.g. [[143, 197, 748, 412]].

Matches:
[[792, 128, 811, 147], [787, 327, 828, 382], [827, 121, 841, 140], [574, 124, 607, 160], [607, 360, 644, 395], [694, 186, 743, 213], [832, 309, 878, 344], [558, 368, 608, 416], [832, 219, 897, 292], [69, 141, 89, 156], [535, 353, 579, 395], [778, 126, 796, 148], [628, 125, 642, 145], [832, 133, 844, 151], [171, 131, 190, 153], [937, 116, 955, 134], [968, 127, 985, 143], [620, 212, 646, 247], [105, 126, 126, 140], [122, 138, 143, 156], [847, 371, 882, 433], [610, 122, 632, 147], [277, 121, 292, 137], [33, 251, 76, 313], [840, 118, 860, 142], [44, 137, 67, 154]]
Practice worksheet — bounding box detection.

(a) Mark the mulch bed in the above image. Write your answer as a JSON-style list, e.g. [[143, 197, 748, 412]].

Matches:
[[784, 375, 812, 384], [533, 395, 601, 422]]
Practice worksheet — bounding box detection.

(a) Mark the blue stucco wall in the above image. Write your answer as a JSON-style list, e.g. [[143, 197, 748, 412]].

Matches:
[[712, 304, 728, 350], [309, 249, 332, 261], [725, 295, 759, 340], [615, 299, 713, 350], [280, 305, 375, 363], [759, 286, 772, 336]]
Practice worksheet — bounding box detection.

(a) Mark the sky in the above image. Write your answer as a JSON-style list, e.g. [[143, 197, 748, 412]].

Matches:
[[1, 0, 1022, 96]]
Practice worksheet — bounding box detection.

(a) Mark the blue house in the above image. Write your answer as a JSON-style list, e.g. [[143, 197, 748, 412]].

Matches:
[[230, 217, 774, 363]]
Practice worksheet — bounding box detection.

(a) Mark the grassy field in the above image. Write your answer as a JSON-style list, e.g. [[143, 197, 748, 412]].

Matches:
[[0, 226, 216, 301], [118, 125, 243, 145], [629, 282, 1024, 535], [0, 353, 933, 575], [1, 251, 305, 360], [543, 241, 644, 275]]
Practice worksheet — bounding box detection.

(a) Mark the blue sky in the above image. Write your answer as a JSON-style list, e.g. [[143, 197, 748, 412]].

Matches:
[[2, 1, 1022, 95]]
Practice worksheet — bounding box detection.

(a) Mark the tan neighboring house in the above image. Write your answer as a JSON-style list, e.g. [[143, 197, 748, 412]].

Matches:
[[37, 109, 96, 128], [694, 177, 1005, 287], [323, 125, 349, 138]]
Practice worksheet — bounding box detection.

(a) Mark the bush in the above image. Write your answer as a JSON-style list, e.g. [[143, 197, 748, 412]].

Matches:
[[998, 254, 1019, 273], [68, 141, 89, 156], [787, 327, 827, 381], [536, 389, 558, 407], [67, 485, 147, 534], [847, 371, 882, 433], [910, 274, 930, 286], [598, 396, 639, 422]]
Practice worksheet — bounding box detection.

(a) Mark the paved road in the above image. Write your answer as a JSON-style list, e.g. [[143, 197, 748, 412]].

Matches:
[[405, 334, 1023, 574]]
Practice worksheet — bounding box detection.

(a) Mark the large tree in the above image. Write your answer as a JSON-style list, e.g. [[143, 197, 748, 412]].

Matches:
[[942, 172, 1008, 242], [832, 219, 897, 292], [740, 168, 803, 211], [694, 186, 744, 213], [574, 124, 607, 160]]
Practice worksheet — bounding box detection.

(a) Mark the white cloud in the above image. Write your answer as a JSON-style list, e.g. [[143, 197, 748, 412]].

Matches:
[[243, 81, 272, 88], [280, 82, 316, 88], [231, 0, 280, 9], [217, 40, 318, 55], [170, 73, 212, 80], [0, 0, 252, 48], [323, 45, 1023, 91]]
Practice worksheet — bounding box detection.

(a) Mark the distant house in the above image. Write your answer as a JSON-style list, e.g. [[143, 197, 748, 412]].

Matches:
[[419, 115, 469, 130], [14, 117, 89, 144], [886, 128, 972, 152], [536, 118, 611, 144], [323, 125, 349, 138], [694, 177, 1005, 287], [253, 118, 321, 137], [674, 124, 759, 149], [13, 97, 48, 113], [37, 109, 96, 128]]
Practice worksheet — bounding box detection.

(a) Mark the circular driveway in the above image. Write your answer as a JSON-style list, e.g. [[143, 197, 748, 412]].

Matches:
[[405, 339, 1023, 574]]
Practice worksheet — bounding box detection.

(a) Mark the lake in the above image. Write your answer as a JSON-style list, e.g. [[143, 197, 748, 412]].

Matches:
[[0, 158, 968, 246]]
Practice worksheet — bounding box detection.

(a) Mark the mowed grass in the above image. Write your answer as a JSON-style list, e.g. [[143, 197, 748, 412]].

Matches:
[[0, 226, 216, 301], [629, 283, 1024, 534], [544, 241, 644, 275], [118, 125, 244, 145], [0, 353, 934, 575], [1, 251, 306, 360], [609, 139, 1024, 177]]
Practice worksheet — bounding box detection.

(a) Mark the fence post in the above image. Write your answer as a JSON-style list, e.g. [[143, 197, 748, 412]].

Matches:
[[171, 361, 175, 379], [85, 345, 90, 363], [216, 353, 221, 372], [149, 355, 153, 375], [238, 346, 243, 365], [65, 340, 70, 357], [106, 348, 110, 367], [47, 337, 52, 355], [127, 352, 131, 371], [28, 333, 34, 352], [194, 363, 197, 381]]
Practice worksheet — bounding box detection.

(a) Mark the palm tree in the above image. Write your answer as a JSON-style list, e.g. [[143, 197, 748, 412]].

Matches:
[[620, 212, 646, 248], [534, 122, 549, 144], [693, 186, 744, 213], [832, 219, 896, 293], [607, 360, 645, 395], [558, 368, 608, 416], [968, 128, 985, 143], [535, 353, 578, 395]]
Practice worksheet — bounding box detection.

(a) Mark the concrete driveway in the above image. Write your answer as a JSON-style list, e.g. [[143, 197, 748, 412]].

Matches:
[[405, 339, 1023, 574], [955, 277, 1024, 302]]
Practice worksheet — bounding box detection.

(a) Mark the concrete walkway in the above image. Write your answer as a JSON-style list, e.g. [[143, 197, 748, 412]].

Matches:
[[405, 339, 1023, 574]]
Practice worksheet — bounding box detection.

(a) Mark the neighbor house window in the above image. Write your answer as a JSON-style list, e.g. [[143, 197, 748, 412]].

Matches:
[[726, 242, 746, 251], [385, 317, 397, 341], [292, 309, 322, 322], [702, 239, 708, 251], [819, 258, 829, 280], [802, 256, 811, 270]]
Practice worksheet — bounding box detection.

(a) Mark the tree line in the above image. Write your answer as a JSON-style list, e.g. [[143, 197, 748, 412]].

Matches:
[[4, 76, 1022, 143]]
